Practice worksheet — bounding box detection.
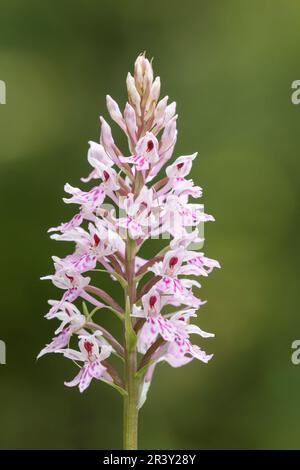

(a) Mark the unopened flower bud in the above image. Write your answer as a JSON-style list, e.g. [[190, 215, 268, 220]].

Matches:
[[100, 116, 120, 163], [144, 77, 161, 122], [124, 102, 137, 144], [160, 116, 178, 154], [149, 76, 161, 103], [134, 54, 153, 96], [154, 99, 176, 134], [155, 96, 169, 122], [126, 72, 141, 116], [106, 95, 126, 132], [164, 101, 176, 125]]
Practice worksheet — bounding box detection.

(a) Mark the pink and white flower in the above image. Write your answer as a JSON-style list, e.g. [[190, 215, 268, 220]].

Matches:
[[38, 302, 86, 358], [151, 248, 220, 278], [163, 309, 214, 366], [51, 220, 124, 264], [148, 250, 205, 308], [63, 183, 105, 215], [133, 289, 175, 353], [60, 333, 113, 393], [48, 213, 83, 234], [81, 141, 114, 183], [120, 132, 159, 171], [137, 309, 214, 408], [160, 194, 214, 238], [166, 153, 197, 179], [41, 257, 104, 309], [116, 187, 157, 239]]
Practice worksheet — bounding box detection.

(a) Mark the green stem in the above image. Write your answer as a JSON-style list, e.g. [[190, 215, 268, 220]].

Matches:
[[123, 349, 139, 449], [123, 237, 139, 450]]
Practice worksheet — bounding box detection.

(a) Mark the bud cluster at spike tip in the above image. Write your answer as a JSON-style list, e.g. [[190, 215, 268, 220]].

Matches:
[[39, 53, 220, 402]]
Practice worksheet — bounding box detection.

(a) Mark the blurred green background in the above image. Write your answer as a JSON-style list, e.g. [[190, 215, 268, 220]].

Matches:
[[0, 0, 299, 449]]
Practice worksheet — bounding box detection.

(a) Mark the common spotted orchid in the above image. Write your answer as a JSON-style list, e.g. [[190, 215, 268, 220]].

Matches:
[[39, 54, 220, 450]]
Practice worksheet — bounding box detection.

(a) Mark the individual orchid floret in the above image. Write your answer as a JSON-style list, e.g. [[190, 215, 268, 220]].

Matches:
[[150, 249, 187, 277], [89, 159, 120, 190], [170, 229, 203, 250], [171, 178, 203, 199], [41, 268, 89, 295], [151, 248, 220, 278], [147, 116, 178, 180], [156, 276, 203, 309], [81, 141, 114, 183], [63, 183, 105, 216], [38, 301, 86, 359], [166, 153, 197, 179], [159, 194, 214, 238], [137, 309, 214, 409], [37, 328, 74, 359], [133, 288, 175, 354], [45, 300, 85, 328], [163, 310, 214, 366], [185, 252, 221, 276], [38, 321, 85, 359], [41, 258, 105, 310], [48, 213, 83, 234], [145, 249, 205, 308], [119, 132, 159, 171], [116, 187, 156, 240], [49, 219, 125, 280], [61, 332, 113, 393]]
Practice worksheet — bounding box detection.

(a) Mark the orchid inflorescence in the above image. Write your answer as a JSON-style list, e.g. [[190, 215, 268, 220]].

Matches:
[[39, 53, 220, 449]]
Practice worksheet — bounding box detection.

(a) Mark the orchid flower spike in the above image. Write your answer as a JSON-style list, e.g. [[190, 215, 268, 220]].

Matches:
[[39, 53, 220, 450]]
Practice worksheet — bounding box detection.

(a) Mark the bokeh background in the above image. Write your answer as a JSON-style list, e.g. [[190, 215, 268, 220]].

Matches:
[[0, 0, 299, 449]]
